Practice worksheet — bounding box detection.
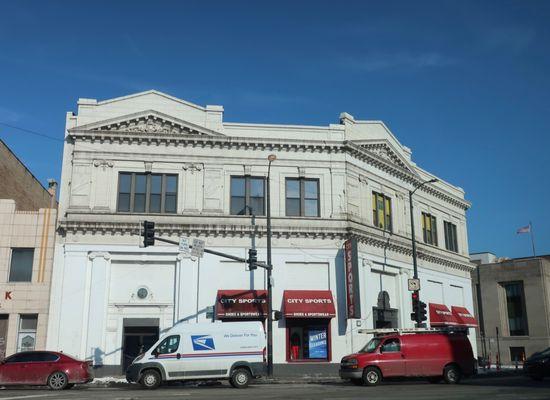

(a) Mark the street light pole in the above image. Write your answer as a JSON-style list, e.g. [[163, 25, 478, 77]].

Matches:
[[409, 178, 437, 327], [266, 154, 276, 378]]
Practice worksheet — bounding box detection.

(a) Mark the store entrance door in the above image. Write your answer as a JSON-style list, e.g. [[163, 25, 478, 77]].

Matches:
[[122, 318, 159, 371]]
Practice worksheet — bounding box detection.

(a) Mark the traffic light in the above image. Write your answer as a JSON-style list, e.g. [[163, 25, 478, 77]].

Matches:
[[248, 248, 257, 270], [410, 291, 420, 323], [142, 220, 155, 247], [418, 301, 427, 322]]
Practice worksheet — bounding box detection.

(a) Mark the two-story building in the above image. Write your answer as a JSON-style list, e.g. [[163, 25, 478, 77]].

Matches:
[[0, 139, 57, 358], [46, 90, 476, 375]]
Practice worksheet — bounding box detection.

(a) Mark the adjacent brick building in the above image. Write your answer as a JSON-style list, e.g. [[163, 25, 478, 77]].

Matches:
[[0, 139, 57, 358]]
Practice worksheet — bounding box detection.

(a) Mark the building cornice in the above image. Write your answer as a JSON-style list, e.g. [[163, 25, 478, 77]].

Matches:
[[67, 129, 470, 210], [57, 216, 474, 273]]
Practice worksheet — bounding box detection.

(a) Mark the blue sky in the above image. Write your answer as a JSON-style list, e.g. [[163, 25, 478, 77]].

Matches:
[[0, 1, 548, 258]]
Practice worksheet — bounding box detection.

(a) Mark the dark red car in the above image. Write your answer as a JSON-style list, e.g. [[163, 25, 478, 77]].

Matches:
[[0, 351, 93, 389]]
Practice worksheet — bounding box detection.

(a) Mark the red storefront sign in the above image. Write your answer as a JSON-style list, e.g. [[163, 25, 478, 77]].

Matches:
[[429, 303, 460, 326], [344, 238, 361, 319], [283, 290, 336, 318], [216, 290, 267, 319], [451, 306, 478, 328]]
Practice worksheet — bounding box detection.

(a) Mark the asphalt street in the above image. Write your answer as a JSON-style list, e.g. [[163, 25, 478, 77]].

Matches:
[[0, 375, 549, 400]]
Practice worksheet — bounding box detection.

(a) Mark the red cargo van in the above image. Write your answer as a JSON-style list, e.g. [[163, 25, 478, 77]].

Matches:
[[340, 330, 475, 386]]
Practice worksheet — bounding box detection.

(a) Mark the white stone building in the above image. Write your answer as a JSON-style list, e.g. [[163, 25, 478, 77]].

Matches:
[[47, 90, 476, 374]]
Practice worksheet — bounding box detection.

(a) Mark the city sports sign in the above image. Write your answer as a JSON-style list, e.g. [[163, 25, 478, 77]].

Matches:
[[344, 238, 361, 319]]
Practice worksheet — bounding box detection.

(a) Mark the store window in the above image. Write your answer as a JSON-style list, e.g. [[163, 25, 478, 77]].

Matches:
[[510, 347, 525, 363], [502, 281, 528, 336], [372, 192, 392, 232], [117, 172, 177, 214], [9, 248, 34, 282], [287, 320, 330, 361], [444, 221, 459, 252], [230, 176, 265, 216], [422, 213, 438, 246], [373, 291, 399, 329], [17, 315, 37, 352], [285, 178, 320, 217]]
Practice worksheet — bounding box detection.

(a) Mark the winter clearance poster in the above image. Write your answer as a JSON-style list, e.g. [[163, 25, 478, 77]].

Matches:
[[308, 329, 327, 358]]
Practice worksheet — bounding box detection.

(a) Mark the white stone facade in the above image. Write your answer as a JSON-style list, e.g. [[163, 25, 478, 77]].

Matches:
[[47, 90, 475, 371]]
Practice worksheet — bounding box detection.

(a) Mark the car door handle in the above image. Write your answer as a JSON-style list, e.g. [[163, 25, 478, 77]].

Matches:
[[176, 353, 181, 360], [401, 354, 405, 358]]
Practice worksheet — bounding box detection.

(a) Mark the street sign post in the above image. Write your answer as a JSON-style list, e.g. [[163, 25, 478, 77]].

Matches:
[[191, 238, 205, 258], [179, 237, 190, 253]]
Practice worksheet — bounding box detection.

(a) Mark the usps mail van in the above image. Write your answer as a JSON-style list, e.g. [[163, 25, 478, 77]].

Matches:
[[126, 321, 266, 389]]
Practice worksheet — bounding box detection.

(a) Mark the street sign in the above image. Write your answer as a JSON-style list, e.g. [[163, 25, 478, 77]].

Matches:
[[191, 238, 205, 258], [408, 278, 420, 291], [179, 237, 190, 253]]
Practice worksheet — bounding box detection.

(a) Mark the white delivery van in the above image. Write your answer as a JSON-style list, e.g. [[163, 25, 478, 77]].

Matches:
[[126, 321, 266, 389]]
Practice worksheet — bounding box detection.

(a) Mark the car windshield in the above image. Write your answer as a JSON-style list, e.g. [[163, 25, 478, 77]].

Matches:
[[359, 338, 381, 353]]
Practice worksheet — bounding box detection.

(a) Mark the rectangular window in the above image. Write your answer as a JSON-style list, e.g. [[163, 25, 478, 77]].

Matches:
[[502, 282, 528, 336], [117, 173, 178, 214], [510, 347, 525, 363], [288, 320, 330, 361], [372, 192, 392, 231], [285, 178, 320, 217], [17, 314, 38, 352], [422, 213, 438, 246], [444, 221, 459, 252], [9, 248, 34, 282], [230, 176, 265, 216]]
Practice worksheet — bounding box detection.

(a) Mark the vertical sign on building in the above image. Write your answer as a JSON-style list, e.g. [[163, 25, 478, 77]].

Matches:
[[344, 238, 361, 319]]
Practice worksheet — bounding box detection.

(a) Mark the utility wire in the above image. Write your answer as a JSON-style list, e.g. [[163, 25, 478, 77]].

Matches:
[[0, 122, 64, 142]]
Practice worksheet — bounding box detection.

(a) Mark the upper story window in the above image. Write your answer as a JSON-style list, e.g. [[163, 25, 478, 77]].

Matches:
[[422, 213, 438, 246], [444, 221, 459, 252], [117, 172, 177, 214], [230, 176, 265, 216], [9, 248, 34, 282], [372, 192, 392, 232], [502, 281, 528, 336], [285, 178, 320, 217]]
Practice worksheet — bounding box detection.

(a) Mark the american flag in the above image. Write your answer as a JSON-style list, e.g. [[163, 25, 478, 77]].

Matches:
[[517, 224, 531, 234]]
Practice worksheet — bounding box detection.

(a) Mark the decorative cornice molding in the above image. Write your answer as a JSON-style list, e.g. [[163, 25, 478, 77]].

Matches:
[[59, 219, 473, 272], [88, 251, 111, 260]]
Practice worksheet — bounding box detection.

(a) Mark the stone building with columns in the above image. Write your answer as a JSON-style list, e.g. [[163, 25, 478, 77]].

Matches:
[[47, 90, 476, 375]]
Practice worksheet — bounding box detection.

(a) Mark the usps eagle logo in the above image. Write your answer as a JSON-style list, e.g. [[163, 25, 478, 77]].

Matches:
[[191, 335, 215, 351]]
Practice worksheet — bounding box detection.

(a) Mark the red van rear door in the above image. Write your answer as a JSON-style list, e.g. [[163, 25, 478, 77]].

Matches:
[[377, 338, 406, 377]]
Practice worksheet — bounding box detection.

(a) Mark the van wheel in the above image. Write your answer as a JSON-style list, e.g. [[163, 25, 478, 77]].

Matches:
[[140, 369, 161, 389], [47, 372, 68, 390], [230, 368, 251, 388], [443, 365, 462, 384], [362, 367, 382, 386]]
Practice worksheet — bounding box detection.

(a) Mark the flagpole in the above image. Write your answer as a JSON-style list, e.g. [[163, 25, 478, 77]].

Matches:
[[529, 221, 536, 258]]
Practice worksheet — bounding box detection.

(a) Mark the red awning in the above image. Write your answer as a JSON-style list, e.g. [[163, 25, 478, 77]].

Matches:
[[283, 290, 336, 318], [429, 303, 461, 326], [216, 290, 267, 319], [451, 306, 478, 328]]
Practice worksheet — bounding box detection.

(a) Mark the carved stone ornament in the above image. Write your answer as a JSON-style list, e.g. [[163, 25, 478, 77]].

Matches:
[[96, 115, 198, 135], [182, 163, 203, 174], [361, 144, 408, 170], [93, 159, 114, 168]]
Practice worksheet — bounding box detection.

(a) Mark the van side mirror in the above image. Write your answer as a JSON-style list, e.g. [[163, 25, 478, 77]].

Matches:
[[152, 349, 158, 358]]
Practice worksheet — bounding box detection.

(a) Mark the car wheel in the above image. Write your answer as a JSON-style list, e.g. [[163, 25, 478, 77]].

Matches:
[[351, 378, 364, 386], [362, 367, 382, 386], [428, 377, 442, 384], [443, 365, 462, 384], [48, 371, 69, 390], [140, 369, 161, 389], [230, 368, 251, 388]]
